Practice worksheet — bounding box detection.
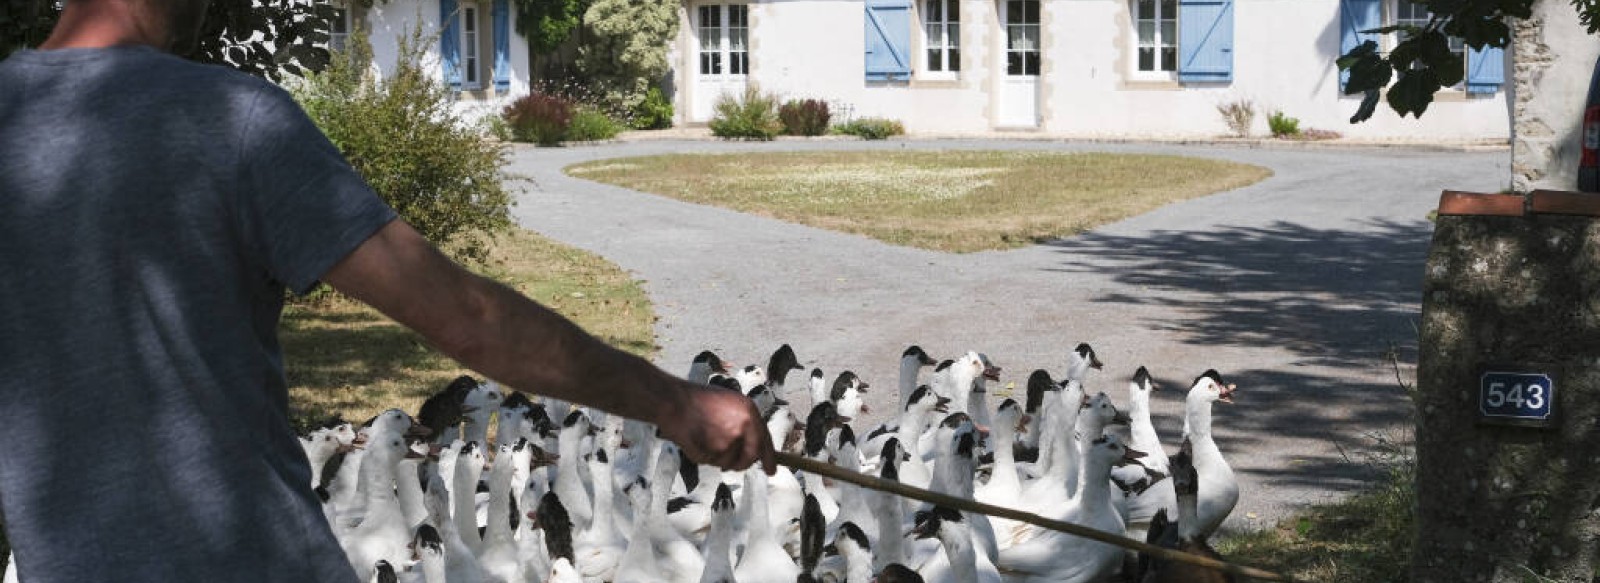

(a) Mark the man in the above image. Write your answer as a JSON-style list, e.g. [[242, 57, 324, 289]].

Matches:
[[0, 0, 775, 580]]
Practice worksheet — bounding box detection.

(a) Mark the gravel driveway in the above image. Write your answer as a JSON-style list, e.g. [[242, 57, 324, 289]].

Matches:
[[503, 138, 1509, 533]]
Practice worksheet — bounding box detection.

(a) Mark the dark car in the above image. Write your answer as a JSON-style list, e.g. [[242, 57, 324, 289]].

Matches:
[[1580, 54, 1600, 192]]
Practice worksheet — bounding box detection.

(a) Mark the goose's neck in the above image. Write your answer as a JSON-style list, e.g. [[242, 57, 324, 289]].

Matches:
[[1075, 457, 1114, 510], [1076, 417, 1109, 454], [897, 410, 930, 454], [1177, 492, 1202, 541], [420, 552, 447, 583], [1184, 397, 1214, 440], [746, 471, 775, 546], [872, 490, 906, 570], [1129, 393, 1161, 446], [703, 512, 736, 576], [992, 425, 1017, 469], [497, 415, 525, 447], [898, 358, 921, 410], [843, 544, 875, 583], [1046, 401, 1083, 480], [587, 462, 617, 539], [938, 525, 981, 583]]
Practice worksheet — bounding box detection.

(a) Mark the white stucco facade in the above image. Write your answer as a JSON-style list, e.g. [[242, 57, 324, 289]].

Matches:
[[348, 0, 534, 124], [672, 0, 1513, 140]]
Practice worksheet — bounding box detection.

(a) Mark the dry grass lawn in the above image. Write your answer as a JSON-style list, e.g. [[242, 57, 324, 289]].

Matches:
[[566, 151, 1272, 252], [280, 227, 655, 428]]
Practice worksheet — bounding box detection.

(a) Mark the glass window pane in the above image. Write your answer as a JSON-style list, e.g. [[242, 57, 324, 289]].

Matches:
[[1025, 52, 1039, 75], [1007, 0, 1022, 23], [1008, 26, 1024, 49], [1138, 0, 1154, 19], [700, 53, 712, 74], [928, 49, 942, 71], [948, 24, 959, 48], [731, 30, 747, 51], [1160, 21, 1176, 46], [1026, 0, 1039, 24], [735, 53, 747, 75], [1138, 47, 1153, 71], [711, 53, 722, 74], [702, 29, 720, 51], [731, 5, 746, 26], [948, 0, 959, 21], [1160, 0, 1175, 18], [707, 6, 722, 27], [927, 0, 942, 21], [1138, 21, 1155, 44], [1008, 52, 1023, 75], [1024, 26, 1039, 50], [928, 25, 944, 47], [1161, 47, 1176, 71], [949, 48, 960, 71]]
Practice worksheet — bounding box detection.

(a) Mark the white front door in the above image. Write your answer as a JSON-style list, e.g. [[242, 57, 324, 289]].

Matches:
[[692, 4, 749, 122], [999, 0, 1040, 127]]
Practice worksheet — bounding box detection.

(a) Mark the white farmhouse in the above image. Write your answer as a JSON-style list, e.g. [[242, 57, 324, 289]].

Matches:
[[668, 0, 1510, 140], [330, 0, 1508, 140]]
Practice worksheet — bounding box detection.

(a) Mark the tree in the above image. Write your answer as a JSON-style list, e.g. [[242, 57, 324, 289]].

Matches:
[[576, 0, 675, 111], [1340, 0, 1600, 123], [1, 0, 334, 82], [513, 0, 585, 55]]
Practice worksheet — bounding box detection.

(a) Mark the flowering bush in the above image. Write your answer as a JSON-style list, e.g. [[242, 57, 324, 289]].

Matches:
[[832, 117, 905, 140], [504, 93, 575, 146], [780, 99, 831, 136], [709, 86, 782, 140]]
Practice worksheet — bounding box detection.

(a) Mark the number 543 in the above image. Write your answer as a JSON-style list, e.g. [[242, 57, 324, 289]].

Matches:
[[1487, 382, 1546, 409]]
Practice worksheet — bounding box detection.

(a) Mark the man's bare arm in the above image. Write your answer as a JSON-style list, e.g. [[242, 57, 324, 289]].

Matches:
[[322, 219, 775, 472]]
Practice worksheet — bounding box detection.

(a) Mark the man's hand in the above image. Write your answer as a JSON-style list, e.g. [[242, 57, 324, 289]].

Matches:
[[658, 385, 777, 475]]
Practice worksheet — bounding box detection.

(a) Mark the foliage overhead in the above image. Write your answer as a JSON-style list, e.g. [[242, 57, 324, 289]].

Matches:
[[1, 0, 334, 81], [1340, 0, 1599, 124], [576, 0, 676, 111], [513, 0, 586, 55], [294, 27, 513, 264]]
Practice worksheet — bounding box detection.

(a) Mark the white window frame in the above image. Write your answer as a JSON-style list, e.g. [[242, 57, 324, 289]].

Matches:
[[921, 0, 960, 80], [460, 3, 481, 90], [697, 4, 749, 79], [1004, 0, 1040, 78], [1388, 0, 1465, 91], [329, 6, 351, 53], [1130, 0, 1177, 80]]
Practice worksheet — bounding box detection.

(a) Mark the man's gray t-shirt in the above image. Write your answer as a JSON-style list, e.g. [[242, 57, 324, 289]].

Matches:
[[0, 46, 396, 582]]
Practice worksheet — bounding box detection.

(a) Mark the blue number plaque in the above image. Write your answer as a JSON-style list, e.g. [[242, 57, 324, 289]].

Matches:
[[1479, 371, 1554, 426]]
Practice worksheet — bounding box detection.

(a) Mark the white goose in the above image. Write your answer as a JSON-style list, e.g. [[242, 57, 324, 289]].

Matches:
[[808, 368, 829, 411], [423, 472, 486, 583], [459, 381, 505, 448], [910, 507, 1001, 583], [733, 365, 768, 393], [862, 385, 949, 468], [698, 483, 739, 583], [611, 477, 659, 583], [687, 350, 732, 385], [766, 344, 806, 398], [1016, 379, 1086, 516], [800, 403, 847, 524], [826, 522, 876, 583], [477, 441, 531, 583], [1112, 366, 1175, 545], [828, 426, 877, 539], [535, 491, 585, 583], [966, 354, 1000, 432], [870, 438, 911, 573], [645, 445, 708, 583], [1183, 370, 1238, 539], [554, 410, 595, 535], [973, 399, 1026, 515], [734, 468, 802, 583], [339, 433, 419, 582], [930, 352, 996, 417], [405, 525, 446, 583], [449, 441, 487, 554], [300, 420, 357, 489], [574, 449, 626, 583], [898, 345, 939, 413], [996, 434, 1142, 583]]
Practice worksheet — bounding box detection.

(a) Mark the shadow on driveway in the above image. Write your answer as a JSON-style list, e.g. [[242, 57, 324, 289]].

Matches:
[[1043, 218, 1432, 370]]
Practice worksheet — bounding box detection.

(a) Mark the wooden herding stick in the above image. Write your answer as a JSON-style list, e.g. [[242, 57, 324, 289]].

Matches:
[[774, 451, 1299, 583]]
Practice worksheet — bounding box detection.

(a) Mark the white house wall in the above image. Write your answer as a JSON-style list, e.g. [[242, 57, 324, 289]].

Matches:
[[362, 0, 533, 125], [678, 0, 1510, 140]]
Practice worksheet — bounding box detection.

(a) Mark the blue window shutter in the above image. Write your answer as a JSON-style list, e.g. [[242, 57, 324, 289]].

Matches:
[[493, 0, 510, 92], [1466, 44, 1505, 94], [864, 0, 912, 81], [1339, 0, 1381, 88], [1177, 0, 1233, 82], [440, 0, 461, 90]]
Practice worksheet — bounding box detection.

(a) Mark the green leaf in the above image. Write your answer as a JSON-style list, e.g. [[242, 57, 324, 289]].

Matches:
[[1344, 55, 1393, 95], [1388, 68, 1442, 118], [1351, 89, 1382, 123]]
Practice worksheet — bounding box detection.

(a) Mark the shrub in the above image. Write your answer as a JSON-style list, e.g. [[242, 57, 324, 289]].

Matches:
[[631, 86, 674, 130], [709, 86, 783, 140], [577, 0, 678, 113], [779, 98, 832, 136], [1216, 98, 1255, 138], [832, 117, 905, 140], [504, 93, 575, 146], [566, 108, 624, 141], [1268, 110, 1301, 138], [292, 26, 511, 265]]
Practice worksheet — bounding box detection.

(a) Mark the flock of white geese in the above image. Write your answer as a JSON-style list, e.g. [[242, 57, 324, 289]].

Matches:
[[299, 344, 1240, 583]]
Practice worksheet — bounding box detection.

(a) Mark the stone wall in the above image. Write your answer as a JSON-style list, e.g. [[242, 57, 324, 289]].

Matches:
[[1511, 0, 1600, 191]]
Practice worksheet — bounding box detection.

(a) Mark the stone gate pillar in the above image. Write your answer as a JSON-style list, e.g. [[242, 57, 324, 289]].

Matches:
[[1415, 190, 1600, 583]]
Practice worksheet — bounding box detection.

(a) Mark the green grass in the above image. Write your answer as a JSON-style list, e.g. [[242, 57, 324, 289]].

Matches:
[[1217, 440, 1416, 582], [281, 227, 656, 427], [565, 151, 1272, 253]]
